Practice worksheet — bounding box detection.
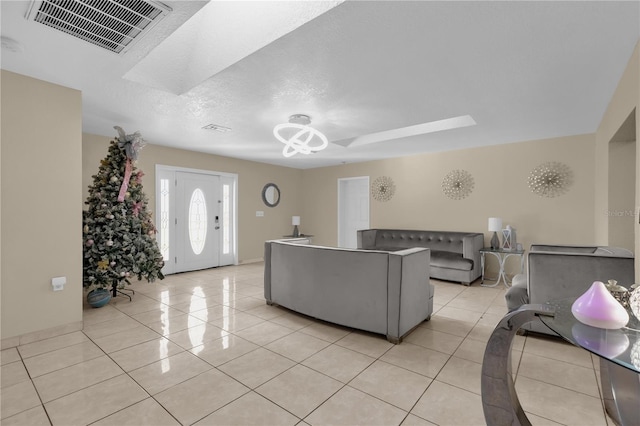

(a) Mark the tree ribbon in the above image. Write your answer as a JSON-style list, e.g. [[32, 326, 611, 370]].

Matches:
[[118, 159, 133, 202], [114, 126, 147, 203]]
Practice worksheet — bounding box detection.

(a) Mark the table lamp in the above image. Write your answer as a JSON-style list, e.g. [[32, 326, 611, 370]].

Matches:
[[488, 217, 502, 249], [292, 216, 300, 237]]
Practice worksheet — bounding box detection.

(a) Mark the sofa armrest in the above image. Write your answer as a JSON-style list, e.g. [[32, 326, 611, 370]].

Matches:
[[264, 241, 273, 302], [530, 244, 597, 254], [462, 233, 484, 278], [387, 247, 432, 342], [264, 239, 310, 301], [357, 229, 377, 249], [593, 247, 634, 257]]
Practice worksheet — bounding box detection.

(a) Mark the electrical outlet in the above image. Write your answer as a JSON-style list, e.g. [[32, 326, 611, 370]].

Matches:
[[256, 211, 264, 217], [52, 276, 66, 291]]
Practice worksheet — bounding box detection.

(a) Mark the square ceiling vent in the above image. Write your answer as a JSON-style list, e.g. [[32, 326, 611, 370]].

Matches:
[[26, 0, 172, 54]]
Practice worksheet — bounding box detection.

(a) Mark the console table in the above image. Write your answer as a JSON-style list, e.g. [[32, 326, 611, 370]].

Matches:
[[479, 247, 525, 288], [282, 234, 313, 242], [481, 300, 640, 426]]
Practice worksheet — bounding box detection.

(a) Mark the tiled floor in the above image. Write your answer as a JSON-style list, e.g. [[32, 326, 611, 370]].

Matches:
[[1, 263, 612, 425]]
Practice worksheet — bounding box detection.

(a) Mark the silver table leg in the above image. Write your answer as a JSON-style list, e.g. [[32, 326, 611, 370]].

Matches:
[[600, 358, 640, 426], [481, 251, 503, 288], [481, 304, 555, 426]]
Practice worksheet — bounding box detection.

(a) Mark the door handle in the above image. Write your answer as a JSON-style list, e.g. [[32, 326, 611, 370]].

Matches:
[[215, 215, 220, 230]]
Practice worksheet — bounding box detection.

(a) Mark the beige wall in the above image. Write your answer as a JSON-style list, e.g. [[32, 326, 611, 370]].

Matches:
[[608, 140, 636, 252], [595, 41, 639, 282], [82, 134, 304, 263], [302, 134, 596, 276], [85, 132, 597, 276], [1, 71, 83, 340]]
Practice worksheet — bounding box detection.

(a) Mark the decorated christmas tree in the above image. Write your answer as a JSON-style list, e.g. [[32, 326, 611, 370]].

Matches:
[[83, 126, 164, 297]]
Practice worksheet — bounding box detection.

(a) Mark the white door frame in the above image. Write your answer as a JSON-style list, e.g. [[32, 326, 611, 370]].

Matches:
[[337, 176, 370, 248], [155, 165, 238, 274]]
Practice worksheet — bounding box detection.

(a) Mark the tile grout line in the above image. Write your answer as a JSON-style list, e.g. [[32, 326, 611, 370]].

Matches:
[[3, 268, 609, 425]]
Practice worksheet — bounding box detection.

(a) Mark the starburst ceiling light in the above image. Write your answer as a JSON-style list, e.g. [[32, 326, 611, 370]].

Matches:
[[273, 114, 328, 158]]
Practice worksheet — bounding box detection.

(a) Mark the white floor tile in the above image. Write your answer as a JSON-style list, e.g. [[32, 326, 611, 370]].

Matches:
[[6, 263, 614, 426]]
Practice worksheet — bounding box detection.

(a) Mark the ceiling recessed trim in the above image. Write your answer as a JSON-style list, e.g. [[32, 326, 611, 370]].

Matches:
[[26, 0, 172, 54], [347, 115, 477, 148], [122, 0, 345, 94]]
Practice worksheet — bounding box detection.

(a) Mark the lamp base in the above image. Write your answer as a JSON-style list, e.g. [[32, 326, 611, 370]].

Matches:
[[490, 232, 500, 250], [292, 225, 299, 238]]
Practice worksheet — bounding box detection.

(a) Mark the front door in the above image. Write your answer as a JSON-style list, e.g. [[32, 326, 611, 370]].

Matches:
[[157, 166, 237, 274], [175, 172, 220, 272]]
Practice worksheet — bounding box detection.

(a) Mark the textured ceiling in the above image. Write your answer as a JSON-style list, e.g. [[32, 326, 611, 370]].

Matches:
[[1, 1, 639, 169]]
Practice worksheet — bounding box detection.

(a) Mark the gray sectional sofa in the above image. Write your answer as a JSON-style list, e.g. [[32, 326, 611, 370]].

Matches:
[[358, 229, 484, 285], [264, 240, 434, 343], [505, 244, 635, 335]]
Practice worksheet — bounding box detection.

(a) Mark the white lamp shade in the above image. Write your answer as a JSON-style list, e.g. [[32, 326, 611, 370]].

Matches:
[[488, 217, 502, 232], [292, 216, 301, 226]]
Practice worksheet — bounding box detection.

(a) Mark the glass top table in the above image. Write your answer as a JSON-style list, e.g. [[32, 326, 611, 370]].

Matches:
[[540, 298, 640, 374], [481, 298, 640, 426]]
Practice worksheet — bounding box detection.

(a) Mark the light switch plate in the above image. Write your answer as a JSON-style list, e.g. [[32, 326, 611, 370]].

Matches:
[[256, 211, 264, 217], [52, 276, 66, 291]]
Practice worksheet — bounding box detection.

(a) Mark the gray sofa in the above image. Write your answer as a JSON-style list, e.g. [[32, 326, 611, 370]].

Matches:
[[505, 244, 635, 335], [264, 240, 434, 343], [358, 229, 484, 285]]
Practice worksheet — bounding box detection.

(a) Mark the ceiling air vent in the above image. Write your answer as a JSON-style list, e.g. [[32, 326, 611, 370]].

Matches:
[[26, 0, 172, 54], [202, 124, 232, 133]]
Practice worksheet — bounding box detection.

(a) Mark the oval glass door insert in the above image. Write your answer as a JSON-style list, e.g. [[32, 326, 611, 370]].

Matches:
[[188, 188, 207, 255]]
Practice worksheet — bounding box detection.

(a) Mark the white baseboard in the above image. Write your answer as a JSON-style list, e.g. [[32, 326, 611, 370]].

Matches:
[[238, 258, 264, 264]]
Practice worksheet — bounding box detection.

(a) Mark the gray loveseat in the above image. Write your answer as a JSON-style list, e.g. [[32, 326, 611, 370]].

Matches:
[[358, 229, 484, 285], [264, 240, 434, 343], [505, 244, 635, 335]]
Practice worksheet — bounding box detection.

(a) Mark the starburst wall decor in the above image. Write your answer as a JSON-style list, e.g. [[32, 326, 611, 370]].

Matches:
[[442, 169, 474, 200], [528, 161, 573, 198], [371, 176, 396, 202]]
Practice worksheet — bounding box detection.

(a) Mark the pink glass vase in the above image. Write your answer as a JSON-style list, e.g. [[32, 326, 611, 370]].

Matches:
[[571, 281, 629, 329]]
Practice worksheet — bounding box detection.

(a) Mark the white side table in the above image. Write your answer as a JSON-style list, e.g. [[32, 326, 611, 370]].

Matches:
[[480, 247, 525, 288]]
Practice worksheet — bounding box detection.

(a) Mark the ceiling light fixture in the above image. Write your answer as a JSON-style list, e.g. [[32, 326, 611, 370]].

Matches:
[[273, 114, 328, 158]]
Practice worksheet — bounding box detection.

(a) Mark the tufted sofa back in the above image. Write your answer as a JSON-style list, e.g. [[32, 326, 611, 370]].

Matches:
[[358, 229, 484, 285], [373, 230, 469, 254]]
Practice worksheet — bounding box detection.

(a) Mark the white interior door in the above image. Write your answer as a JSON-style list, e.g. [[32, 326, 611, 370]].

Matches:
[[338, 177, 370, 248], [156, 166, 238, 275]]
